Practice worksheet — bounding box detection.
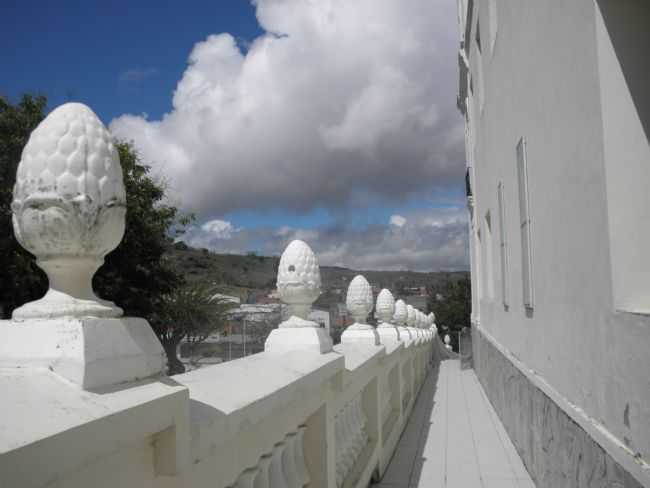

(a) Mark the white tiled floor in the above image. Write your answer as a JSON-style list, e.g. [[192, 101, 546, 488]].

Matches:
[[374, 360, 536, 488]]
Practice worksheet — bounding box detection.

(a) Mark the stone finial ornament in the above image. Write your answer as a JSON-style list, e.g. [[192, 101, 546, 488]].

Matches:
[[340, 275, 379, 345], [375, 289, 395, 324], [346, 275, 373, 324], [393, 299, 412, 343], [11, 103, 126, 320], [0, 102, 166, 389], [416, 312, 425, 339], [444, 334, 452, 350], [276, 239, 322, 323], [393, 299, 407, 326], [416, 311, 425, 341], [265, 240, 332, 353], [428, 312, 437, 338], [375, 288, 401, 344], [406, 305, 422, 345], [406, 305, 416, 327]]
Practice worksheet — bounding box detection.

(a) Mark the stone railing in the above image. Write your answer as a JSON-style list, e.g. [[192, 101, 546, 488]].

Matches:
[[0, 103, 445, 488]]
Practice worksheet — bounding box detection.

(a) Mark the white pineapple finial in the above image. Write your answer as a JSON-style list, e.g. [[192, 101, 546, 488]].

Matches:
[[1, 102, 166, 390], [393, 299, 407, 326], [393, 299, 413, 344], [406, 305, 416, 327], [375, 288, 401, 344], [346, 275, 374, 324], [276, 239, 321, 321], [265, 240, 332, 353], [11, 102, 126, 320], [340, 275, 379, 345], [375, 289, 395, 325]]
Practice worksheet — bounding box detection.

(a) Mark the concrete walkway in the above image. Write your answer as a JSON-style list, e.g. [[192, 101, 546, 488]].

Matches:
[[374, 360, 536, 488]]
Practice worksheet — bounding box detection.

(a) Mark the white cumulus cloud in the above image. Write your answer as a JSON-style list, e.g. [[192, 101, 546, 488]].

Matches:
[[201, 219, 238, 239], [110, 0, 463, 217], [181, 207, 469, 271], [390, 214, 407, 227]]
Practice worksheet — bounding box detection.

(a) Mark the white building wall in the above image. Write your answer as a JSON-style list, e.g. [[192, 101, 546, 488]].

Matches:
[[464, 0, 650, 470]]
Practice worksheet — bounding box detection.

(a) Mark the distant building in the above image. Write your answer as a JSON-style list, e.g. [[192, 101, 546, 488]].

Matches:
[[181, 302, 283, 362]]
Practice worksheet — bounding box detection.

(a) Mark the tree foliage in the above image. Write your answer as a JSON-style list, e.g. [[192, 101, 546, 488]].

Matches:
[[0, 94, 48, 317], [93, 141, 188, 324], [156, 283, 231, 374], [427, 276, 471, 344]]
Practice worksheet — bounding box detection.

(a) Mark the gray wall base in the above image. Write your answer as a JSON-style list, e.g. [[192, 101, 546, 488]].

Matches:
[[472, 325, 644, 488]]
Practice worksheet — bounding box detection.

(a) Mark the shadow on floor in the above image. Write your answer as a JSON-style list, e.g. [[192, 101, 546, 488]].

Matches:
[[371, 359, 442, 487]]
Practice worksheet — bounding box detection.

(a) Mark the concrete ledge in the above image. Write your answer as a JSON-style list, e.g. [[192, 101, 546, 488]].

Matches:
[[0, 369, 188, 488], [473, 324, 650, 488]]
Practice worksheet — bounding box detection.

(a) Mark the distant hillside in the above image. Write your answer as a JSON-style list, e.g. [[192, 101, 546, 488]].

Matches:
[[165, 241, 468, 305]]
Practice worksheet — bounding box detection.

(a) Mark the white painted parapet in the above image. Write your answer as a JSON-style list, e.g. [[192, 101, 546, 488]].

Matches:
[[0, 103, 448, 488]]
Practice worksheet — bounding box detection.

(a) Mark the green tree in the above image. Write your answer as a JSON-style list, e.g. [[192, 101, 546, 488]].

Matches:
[[427, 276, 471, 350], [0, 94, 48, 317], [156, 283, 231, 374], [93, 141, 189, 325]]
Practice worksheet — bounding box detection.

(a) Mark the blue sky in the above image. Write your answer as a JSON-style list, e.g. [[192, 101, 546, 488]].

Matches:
[[3, 1, 262, 121], [3, 0, 468, 271]]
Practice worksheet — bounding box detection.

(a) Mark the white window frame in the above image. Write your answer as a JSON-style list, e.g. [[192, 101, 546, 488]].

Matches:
[[497, 181, 509, 308], [483, 211, 494, 301], [517, 137, 534, 309]]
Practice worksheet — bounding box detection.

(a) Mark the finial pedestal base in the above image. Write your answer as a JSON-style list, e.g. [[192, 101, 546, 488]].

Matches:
[[265, 320, 333, 354], [341, 323, 380, 345], [0, 317, 165, 390]]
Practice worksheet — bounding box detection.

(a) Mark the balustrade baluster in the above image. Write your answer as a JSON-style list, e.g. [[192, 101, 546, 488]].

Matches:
[[236, 468, 259, 488], [294, 426, 310, 486], [282, 433, 301, 488], [268, 443, 288, 488], [254, 455, 272, 488]]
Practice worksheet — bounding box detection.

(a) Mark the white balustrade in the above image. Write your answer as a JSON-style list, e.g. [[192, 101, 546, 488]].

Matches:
[[0, 102, 446, 488]]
